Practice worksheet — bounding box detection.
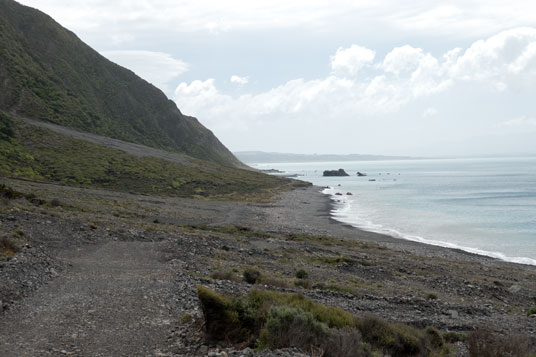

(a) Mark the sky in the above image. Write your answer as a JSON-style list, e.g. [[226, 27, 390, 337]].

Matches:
[[17, 0, 536, 157]]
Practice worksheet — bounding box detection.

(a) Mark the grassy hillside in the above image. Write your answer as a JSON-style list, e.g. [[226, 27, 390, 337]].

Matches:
[[0, 0, 241, 167], [0, 112, 297, 199]]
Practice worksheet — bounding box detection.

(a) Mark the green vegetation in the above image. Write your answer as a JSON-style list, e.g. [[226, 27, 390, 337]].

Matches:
[[295, 269, 308, 279], [0, 116, 292, 199], [243, 269, 261, 284], [0, 236, 20, 257], [197, 287, 453, 356], [442, 331, 466, 343], [211, 270, 240, 282], [0, 0, 241, 167], [425, 292, 438, 300], [181, 313, 192, 324]]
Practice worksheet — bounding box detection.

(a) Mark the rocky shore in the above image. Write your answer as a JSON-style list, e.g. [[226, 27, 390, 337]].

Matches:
[[1, 178, 535, 356]]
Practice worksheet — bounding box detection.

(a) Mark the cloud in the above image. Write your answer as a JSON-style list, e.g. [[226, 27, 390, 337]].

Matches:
[[499, 116, 536, 127], [422, 107, 438, 118], [330, 45, 375, 75], [18, 0, 536, 39], [173, 27, 536, 133], [101, 50, 188, 93], [449, 27, 536, 90], [230, 75, 249, 85]]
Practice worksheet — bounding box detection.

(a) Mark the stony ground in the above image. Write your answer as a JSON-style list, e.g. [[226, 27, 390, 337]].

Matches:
[[1, 178, 535, 356]]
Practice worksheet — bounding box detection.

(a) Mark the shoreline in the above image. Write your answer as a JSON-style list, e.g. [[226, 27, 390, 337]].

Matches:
[[260, 185, 536, 271], [322, 187, 536, 267]]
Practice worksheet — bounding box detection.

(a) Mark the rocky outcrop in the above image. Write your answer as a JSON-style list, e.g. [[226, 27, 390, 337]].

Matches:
[[357, 172, 367, 176], [323, 169, 349, 177]]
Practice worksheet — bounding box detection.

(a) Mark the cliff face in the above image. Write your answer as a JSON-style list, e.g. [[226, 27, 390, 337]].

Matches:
[[0, 0, 242, 167]]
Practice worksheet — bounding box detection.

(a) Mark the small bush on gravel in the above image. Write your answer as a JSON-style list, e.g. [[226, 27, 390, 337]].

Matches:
[[0, 184, 24, 200], [425, 326, 445, 349], [181, 313, 192, 323], [467, 329, 535, 357], [356, 316, 428, 356], [211, 270, 240, 282], [243, 269, 261, 284], [0, 236, 20, 256], [527, 306, 536, 316], [443, 331, 466, 343], [425, 292, 438, 300], [295, 269, 308, 279], [257, 306, 328, 350]]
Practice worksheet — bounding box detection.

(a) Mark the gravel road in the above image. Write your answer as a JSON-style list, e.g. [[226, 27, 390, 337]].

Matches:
[[0, 240, 179, 356]]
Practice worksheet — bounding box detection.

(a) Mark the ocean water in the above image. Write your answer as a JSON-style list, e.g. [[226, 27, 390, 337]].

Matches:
[[252, 157, 536, 265]]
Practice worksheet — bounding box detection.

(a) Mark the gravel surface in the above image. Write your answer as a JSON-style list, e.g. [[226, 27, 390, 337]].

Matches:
[[1, 180, 535, 356]]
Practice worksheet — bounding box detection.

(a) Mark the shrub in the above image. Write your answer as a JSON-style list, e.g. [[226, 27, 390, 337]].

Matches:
[[181, 313, 192, 323], [196, 286, 242, 342], [527, 306, 536, 316], [0, 184, 23, 200], [211, 270, 239, 282], [357, 316, 427, 356], [443, 331, 466, 343], [0, 237, 20, 256], [49, 198, 62, 207], [295, 269, 308, 279], [467, 329, 534, 357], [246, 289, 357, 329], [243, 269, 261, 284], [324, 327, 371, 357], [12, 229, 24, 239], [425, 326, 444, 349], [425, 292, 438, 300], [196, 287, 450, 356], [257, 306, 328, 350]]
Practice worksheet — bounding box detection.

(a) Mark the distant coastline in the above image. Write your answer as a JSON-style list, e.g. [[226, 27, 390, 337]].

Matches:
[[235, 151, 422, 163]]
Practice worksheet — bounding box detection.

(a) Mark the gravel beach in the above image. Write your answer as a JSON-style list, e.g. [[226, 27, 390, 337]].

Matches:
[[1, 180, 535, 356]]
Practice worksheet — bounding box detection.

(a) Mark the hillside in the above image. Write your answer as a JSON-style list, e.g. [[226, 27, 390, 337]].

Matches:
[[0, 0, 241, 167], [0, 111, 295, 200]]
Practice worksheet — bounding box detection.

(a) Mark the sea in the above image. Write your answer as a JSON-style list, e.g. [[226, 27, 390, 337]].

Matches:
[[251, 157, 536, 266]]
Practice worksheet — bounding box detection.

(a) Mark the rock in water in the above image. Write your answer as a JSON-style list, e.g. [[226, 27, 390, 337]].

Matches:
[[323, 169, 349, 177]]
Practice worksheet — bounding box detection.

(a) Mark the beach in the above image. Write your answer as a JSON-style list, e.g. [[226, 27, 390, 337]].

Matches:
[[1, 179, 535, 355]]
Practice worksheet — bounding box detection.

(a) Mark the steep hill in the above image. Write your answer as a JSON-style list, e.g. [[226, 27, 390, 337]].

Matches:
[[0, 0, 242, 167]]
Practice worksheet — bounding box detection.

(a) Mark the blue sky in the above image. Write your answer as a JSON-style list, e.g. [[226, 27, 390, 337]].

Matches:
[[18, 0, 536, 157]]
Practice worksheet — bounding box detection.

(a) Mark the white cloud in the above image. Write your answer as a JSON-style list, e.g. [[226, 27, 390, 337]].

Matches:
[[381, 45, 428, 75], [422, 107, 438, 118], [230, 75, 249, 85], [101, 50, 188, 93], [499, 116, 536, 127], [18, 0, 536, 39], [174, 27, 536, 134], [330, 45, 375, 75], [450, 27, 536, 89]]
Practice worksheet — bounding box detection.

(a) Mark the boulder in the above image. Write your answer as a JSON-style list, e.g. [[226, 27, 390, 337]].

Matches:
[[323, 169, 349, 177], [357, 172, 367, 176]]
